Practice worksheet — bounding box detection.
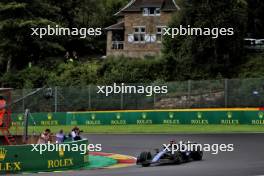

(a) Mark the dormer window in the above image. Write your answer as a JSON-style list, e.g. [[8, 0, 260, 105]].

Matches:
[[143, 8, 161, 16]]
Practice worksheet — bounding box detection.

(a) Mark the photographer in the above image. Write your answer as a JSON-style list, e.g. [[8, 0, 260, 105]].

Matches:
[[74, 127, 83, 141], [56, 129, 67, 143], [38, 129, 52, 144], [70, 127, 83, 141]]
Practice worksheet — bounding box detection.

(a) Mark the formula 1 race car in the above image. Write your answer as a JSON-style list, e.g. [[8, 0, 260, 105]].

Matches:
[[136, 142, 203, 167]]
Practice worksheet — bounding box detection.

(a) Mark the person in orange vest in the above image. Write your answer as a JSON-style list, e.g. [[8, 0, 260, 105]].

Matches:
[[0, 96, 6, 127]]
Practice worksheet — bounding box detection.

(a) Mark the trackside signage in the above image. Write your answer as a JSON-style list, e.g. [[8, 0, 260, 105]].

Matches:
[[0, 140, 88, 174], [11, 109, 264, 126], [0, 148, 22, 172]]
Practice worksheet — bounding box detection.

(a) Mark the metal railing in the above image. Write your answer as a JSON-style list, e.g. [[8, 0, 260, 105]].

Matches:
[[244, 38, 264, 50], [112, 41, 124, 50]]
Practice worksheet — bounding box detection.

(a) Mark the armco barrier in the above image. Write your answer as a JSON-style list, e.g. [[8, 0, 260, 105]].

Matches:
[[11, 108, 264, 126], [0, 139, 88, 173]]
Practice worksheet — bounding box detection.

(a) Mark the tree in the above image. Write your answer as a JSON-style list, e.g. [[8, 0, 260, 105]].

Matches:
[[247, 0, 264, 38], [0, 0, 65, 72], [163, 0, 248, 80]]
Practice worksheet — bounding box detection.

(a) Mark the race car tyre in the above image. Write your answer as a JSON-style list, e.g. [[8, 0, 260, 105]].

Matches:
[[173, 152, 183, 164], [142, 163, 151, 167], [138, 151, 152, 167], [191, 151, 203, 161]]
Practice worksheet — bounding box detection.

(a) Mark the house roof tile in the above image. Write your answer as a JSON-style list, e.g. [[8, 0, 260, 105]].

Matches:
[[105, 22, 125, 30], [115, 0, 179, 15]]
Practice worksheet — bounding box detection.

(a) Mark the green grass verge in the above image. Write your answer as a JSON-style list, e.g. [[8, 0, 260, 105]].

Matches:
[[10, 125, 264, 134]]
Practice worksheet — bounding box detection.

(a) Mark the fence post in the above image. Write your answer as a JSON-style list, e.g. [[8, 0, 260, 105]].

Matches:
[[22, 89, 25, 112], [188, 80, 191, 108], [23, 109, 30, 143], [120, 92, 124, 110], [153, 93, 156, 109], [88, 85, 91, 110], [224, 79, 228, 108], [54, 87, 58, 112], [153, 82, 156, 109]]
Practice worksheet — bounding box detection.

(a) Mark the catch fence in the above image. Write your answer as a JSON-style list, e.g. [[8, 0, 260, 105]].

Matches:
[[10, 78, 264, 113]]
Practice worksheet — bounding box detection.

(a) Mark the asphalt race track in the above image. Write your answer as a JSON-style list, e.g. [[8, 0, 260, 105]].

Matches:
[[29, 134, 264, 176]]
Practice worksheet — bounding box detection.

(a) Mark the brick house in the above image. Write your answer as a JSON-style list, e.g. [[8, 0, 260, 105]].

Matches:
[[105, 0, 179, 58]]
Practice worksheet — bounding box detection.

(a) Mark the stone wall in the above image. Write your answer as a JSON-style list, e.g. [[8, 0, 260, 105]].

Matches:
[[154, 91, 225, 109], [107, 49, 161, 58]]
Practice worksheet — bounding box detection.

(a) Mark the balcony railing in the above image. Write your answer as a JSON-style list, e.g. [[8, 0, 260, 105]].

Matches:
[[112, 41, 124, 50], [244, 38, 264, 51]]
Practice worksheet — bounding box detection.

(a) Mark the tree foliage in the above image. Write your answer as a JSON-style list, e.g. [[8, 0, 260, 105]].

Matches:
[[0, 0, 128, 73], [163, 0, 248, 80], [247, 0, 264, 37], [0, 0, 264, 88]]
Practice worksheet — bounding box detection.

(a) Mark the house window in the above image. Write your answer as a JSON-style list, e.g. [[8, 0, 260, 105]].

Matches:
[[143, 8, 149, 16], [156, 8, 161, 15], [149, 8, 155, 15], [156, 26, 165, 42], [133, 27, 145, 43], [143, 8, 161, 16]]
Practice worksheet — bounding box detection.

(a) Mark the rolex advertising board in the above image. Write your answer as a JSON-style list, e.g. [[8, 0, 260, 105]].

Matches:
[[11, 109, 264, 126], [0, 140, 88, 174]]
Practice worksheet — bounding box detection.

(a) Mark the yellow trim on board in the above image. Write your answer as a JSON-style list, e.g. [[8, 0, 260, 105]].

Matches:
[[68, 108, 260, 114]]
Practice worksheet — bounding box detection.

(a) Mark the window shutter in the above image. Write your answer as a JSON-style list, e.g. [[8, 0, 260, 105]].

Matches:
[[128, 34, 134, 43], [151, 35, 156, 42], [145, 34, 151, 42]]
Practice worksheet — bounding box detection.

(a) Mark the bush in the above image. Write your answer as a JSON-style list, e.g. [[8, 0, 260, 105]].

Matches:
[[47, 62, 99, 86], [238, 54, 264, 78], [97, 56, 166, 84], [1, 66, 49, 88]]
